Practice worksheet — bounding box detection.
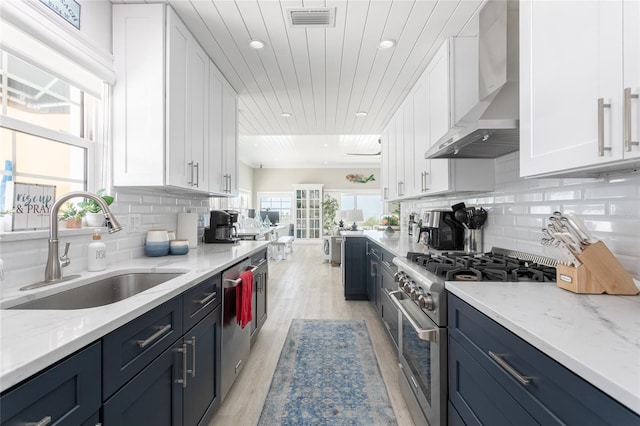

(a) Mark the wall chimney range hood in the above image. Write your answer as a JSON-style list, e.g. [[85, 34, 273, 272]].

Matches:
[[425, 0, 519, 159]]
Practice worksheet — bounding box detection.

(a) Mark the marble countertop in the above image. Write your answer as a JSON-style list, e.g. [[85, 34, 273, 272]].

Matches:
[[446, 281, 640, 415], [0, 241, 269, 393], [340, 230, 428, 258]]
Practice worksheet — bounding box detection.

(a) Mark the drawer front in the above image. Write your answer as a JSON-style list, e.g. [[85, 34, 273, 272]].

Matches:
[[0, 342, 101, 426], [449, 335, 538, 426], [103, 297, 183, 398], [381, 248, 396, 266], [380, 289, 399, 350], [449, 294, 640, 425], [183, 274, 220, 331]]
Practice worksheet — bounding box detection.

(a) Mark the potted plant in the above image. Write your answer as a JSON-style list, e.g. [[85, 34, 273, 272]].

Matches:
[[58, 201, 85, 228], [78, 189, 114, 227], [321, 194, 339, 235]]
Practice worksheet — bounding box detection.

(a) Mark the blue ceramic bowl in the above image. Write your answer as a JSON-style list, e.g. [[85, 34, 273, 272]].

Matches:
[[145, 241, 170, 257], [169, 240, 189, 255]]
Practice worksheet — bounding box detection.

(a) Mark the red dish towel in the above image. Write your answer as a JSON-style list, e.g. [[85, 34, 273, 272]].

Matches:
[[236, 270, 253, 329]]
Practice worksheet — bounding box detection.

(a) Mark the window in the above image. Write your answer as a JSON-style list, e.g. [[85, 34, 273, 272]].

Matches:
[[258, 193, 292, 223], [330, 190, 382, 228], [0, 49, 102, 211]]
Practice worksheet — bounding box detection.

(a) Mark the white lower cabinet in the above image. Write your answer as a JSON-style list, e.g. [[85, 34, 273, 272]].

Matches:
[[112, 3, 238, 195], [520, 0, 640, 177]]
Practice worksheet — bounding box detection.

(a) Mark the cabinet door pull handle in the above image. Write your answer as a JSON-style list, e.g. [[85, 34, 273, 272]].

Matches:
[[186, 336, 196, 378], [27, 416, 51, 426], [197, 292, 217, 305], [194, 162, 200, 187], [174, 343, 188, 388], [137, 324, 172, 348], [597, 98, 612, 156], [489, 351, 532, 386], [624, 88, 639, 152], [188, 161, 195, 186]]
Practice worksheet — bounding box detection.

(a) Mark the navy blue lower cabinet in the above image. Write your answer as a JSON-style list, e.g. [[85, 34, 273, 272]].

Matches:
[[448, 294, 640, 425], [366, 241, 381, 311], [0, 342, 101, 426], [103, 339, 183, 426], [183, 307, 221, 426], [343, 237, 368, 300]]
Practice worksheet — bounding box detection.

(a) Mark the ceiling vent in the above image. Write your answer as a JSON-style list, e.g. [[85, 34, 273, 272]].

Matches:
[[287, 8, 336, 28]]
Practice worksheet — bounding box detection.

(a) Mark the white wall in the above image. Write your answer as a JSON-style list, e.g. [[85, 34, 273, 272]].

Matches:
[[401, 153, 640, 279]]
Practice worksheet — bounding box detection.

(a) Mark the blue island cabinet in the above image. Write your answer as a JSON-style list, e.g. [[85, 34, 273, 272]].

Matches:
[[0, 342, 101, 426], [343, 236, 368, 300], [448, 294, 640, 425]]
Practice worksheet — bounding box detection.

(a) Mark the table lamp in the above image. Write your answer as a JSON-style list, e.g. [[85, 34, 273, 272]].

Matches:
[[346, 209, 363, 231]]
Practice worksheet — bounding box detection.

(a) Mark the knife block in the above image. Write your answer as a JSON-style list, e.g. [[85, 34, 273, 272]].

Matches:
[[556, 241, 639, 295], [556, 264, 605, 294]]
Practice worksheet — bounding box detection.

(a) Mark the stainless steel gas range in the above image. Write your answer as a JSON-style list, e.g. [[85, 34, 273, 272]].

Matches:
[[391, 248, 557, 426]]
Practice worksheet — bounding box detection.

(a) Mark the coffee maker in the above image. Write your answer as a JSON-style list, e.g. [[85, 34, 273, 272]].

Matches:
[[204, 210, 239, 243], [417, 210, 464, 250]]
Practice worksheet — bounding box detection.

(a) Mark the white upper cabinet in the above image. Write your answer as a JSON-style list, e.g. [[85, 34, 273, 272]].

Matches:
[[112, 3, 239, 195], [222, 84, 239, 196], [426, 42, 451, 146], [520, 0, 640, 177]]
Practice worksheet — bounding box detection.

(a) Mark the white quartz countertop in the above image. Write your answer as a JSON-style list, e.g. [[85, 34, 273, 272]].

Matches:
[[0, 241, 269, 393], [446, 281, 640, 415], [341, 230, 428, 258]]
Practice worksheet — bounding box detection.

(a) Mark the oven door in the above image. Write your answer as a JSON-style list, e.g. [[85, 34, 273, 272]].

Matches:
[[390, 290, 447, 426]]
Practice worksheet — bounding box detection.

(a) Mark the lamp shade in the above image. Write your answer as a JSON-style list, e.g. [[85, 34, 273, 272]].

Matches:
[[346, 209, 364, 223], [336, 210, 348, 220]]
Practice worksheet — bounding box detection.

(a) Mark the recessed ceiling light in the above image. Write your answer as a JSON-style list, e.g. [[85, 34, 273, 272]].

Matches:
[[323, 144, 329, 147], [355, 111, 368, 117], [281, 112, 292, 117], [253, 144, 259, 147], [377, 39, 396, 50], [249, 40, 265, 49]]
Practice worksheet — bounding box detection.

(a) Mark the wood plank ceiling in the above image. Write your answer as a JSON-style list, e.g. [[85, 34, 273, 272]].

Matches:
[[112, 0, 484, 168]]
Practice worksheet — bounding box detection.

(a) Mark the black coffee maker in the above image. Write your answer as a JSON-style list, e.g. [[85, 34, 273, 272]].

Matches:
[[417, 210, 464, 250], [204, 210, 239, 243]]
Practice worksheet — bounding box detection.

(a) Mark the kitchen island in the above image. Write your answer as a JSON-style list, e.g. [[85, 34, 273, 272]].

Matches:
[[0, 240, 269, 393]]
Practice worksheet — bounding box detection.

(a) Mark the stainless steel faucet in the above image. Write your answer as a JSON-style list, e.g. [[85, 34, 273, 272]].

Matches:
[[45, 191, 123, 283]]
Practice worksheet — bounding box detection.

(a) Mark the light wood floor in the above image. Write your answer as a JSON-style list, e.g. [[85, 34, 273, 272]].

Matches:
[[209, 243, 415, 426]]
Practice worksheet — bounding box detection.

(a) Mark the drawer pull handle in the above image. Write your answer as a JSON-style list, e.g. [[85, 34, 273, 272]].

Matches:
[[186, 336, 196, 378], [28, 416, 51, 426], [197, 292, 217, 305], [174, 343, 188, 388], [489, 351, 532, 386], [137, 324, 172, 348], [597, 98, 612, 156]]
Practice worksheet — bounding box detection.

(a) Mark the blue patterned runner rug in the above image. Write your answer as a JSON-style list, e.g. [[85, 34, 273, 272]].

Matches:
[[258, 319, 397, 425]]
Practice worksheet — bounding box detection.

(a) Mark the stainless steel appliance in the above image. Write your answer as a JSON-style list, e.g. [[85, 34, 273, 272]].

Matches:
[[417, 210, 464, 250], [204, 210, 239, 244], [220, 258, 256, 402], [391, 248, 556, 425]]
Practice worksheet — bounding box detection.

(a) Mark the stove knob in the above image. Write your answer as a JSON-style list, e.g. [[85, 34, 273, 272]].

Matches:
[[418, 293, 435, 311], [393, 272, 405, 282], [410, 287, 422, 300], [403, 280, 414, 292]]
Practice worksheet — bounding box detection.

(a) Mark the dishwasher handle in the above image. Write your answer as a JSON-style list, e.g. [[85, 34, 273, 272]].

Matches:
[[223, 265, 258, 288]]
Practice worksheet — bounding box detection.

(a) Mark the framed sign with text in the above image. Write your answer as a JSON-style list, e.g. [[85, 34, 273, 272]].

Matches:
[[38, 0, 81, 30], [5, 182, 56, 231]]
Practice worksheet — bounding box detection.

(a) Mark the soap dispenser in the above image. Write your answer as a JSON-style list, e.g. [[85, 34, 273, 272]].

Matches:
[[88, 229, 106, 272]]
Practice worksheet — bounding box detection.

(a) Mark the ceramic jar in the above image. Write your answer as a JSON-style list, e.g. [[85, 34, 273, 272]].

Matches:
[[169, 239, 190, 255], [145, 229, 170, 257]]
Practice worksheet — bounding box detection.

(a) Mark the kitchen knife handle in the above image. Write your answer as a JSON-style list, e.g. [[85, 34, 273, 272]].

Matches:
[[597, 98, 612, 156], [624, 88, 639, 152]]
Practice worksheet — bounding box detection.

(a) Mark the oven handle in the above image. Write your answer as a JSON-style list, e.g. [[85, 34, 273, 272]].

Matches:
[[389, 290, 439, 342]]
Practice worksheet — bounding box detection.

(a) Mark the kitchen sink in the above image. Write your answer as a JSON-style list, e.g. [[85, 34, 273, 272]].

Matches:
[[9, 272, 185, 310]]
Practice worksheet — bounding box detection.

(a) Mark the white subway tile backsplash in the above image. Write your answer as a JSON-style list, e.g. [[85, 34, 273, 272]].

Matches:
[[544, 190, 582, 201], [584, 185, 638, 200], [402, 153, 640, 279], [561, 204, 607, 215]]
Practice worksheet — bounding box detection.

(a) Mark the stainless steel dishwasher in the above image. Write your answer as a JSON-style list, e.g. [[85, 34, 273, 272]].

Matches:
[[220, 257, 255, 402]]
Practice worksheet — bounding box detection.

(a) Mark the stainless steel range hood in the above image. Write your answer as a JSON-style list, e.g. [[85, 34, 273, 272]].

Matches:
[[425, 0, 519, 159]]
